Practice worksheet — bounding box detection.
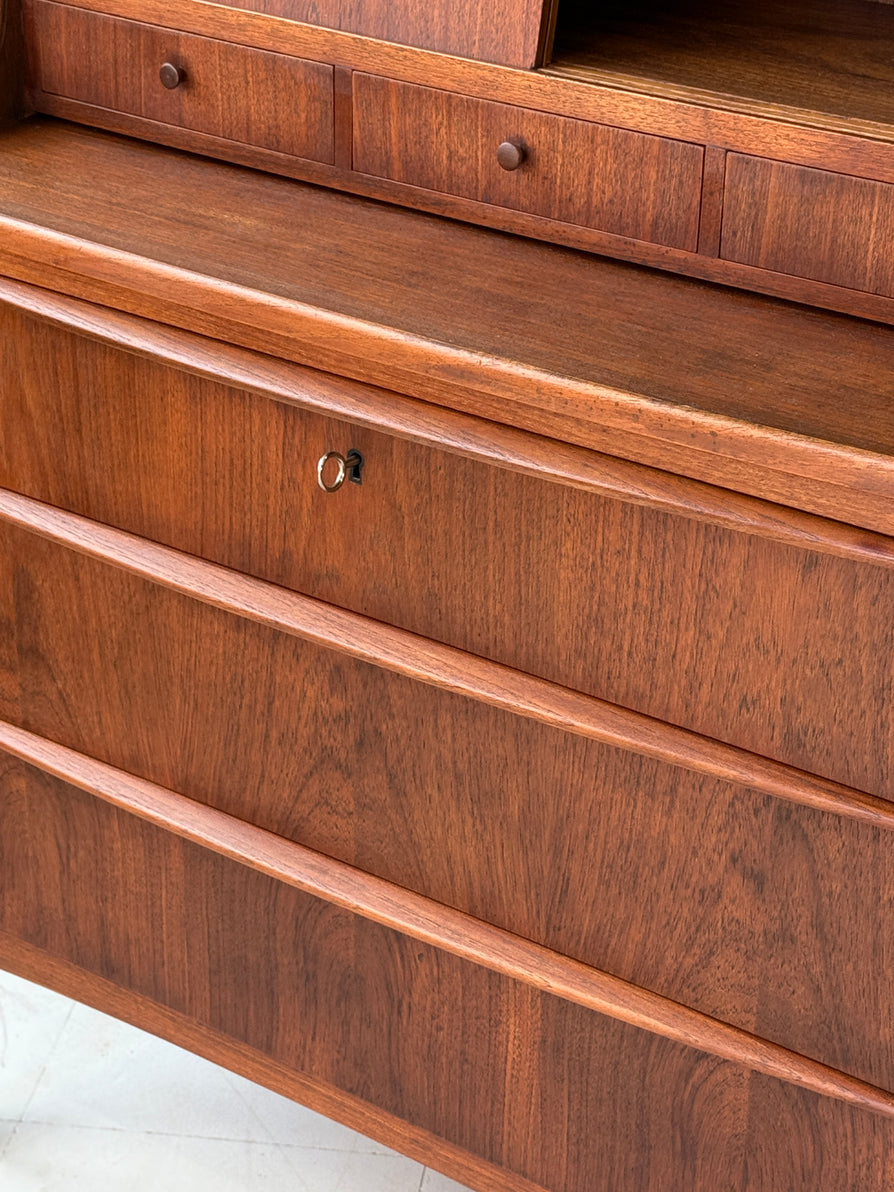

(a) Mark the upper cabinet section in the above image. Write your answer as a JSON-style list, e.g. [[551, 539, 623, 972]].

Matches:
[[14, 0, 894, 324], [217, 0, 558, 67]]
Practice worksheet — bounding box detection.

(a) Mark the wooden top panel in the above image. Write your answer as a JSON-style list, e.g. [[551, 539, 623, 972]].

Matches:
[[0, 120, 893, 494]]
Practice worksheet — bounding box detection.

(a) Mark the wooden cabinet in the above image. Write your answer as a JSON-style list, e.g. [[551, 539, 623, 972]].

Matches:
[[6, 508, 894, 1098], [3, 296, 893, 793], [3, 3, 894, 1190]]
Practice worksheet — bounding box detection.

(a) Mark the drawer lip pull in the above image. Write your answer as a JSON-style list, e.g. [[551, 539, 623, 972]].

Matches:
[[1, 487, 891, 833], [3, 716, 894, 1122]]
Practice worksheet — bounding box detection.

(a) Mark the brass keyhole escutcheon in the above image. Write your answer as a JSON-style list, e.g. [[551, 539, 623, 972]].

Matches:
[[317, 449, 364, 492]]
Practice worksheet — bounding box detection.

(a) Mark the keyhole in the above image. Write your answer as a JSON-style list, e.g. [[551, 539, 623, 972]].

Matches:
[[346, 449, 364, 485]]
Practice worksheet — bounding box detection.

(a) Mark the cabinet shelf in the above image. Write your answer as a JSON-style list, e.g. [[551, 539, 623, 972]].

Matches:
[[546, 0, 894, 132]]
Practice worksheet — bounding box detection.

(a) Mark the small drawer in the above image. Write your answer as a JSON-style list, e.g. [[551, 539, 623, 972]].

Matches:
[[3, 298, 894, 798], [352, 74, 704, 251], [721, 154, 894, 297], [25, 0, 334, 163]]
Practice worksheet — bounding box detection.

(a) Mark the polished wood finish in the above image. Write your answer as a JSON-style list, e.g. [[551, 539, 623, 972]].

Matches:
[[218, 0, 549, 68], [5, 761, 894, 1190], [6, 719, 894, 1119], [15, 0, 894, 316], [4, 488, 893, 833], [3, 2, 894, 1183], [0, 0, 26, 125], [0, 935, 545, 1192], [697, 145, 726, 257], [2, 125, 894, 537], [26, 0, 335, 162], [3, 307, 894, 798], [7, 280, 893, 566], [722, 153, 894, 297], [32, 0, 894, 180], [353, 74, 703, 250]]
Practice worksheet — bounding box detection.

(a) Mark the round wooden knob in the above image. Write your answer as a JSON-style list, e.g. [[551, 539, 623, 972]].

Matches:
[[496, 139, 526, 171], [159, 62, 185, 90]]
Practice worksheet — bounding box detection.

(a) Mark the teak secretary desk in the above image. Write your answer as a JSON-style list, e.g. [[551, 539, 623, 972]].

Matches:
[[2, 0, 894, 1188]]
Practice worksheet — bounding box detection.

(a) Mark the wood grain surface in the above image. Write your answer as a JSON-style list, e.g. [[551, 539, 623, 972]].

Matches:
[[0, 940, 544, 1192], [1, 123, 894, 533], [4, 759, 894, 1190], [26, 0, 335, 162], [2, 487, 892, 830], [353, 74, 703, 250], [4, 720, 894, 1120], [2, 310, 893, 796], [0, 0, 26, 124], [3, 512, 894, 1095], [722, 153, 894, 298], [697, 145, 726, 256]]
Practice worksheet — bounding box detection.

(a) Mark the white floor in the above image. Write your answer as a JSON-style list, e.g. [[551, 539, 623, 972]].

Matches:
[[0, 969, 473, 1191]]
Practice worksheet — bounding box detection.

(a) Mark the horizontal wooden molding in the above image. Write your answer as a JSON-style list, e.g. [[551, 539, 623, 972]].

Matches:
[[4, 212, 894, 508], [3, 718, 894, 1120], [3, 278, 894, 571], [1, 488, 892, 831]]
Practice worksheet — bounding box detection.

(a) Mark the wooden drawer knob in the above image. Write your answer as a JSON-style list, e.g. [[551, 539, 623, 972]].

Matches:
[[159, 62, 185, 90], [496, 139, 527, 171]]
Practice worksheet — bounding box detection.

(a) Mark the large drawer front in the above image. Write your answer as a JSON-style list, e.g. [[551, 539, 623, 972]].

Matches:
[[352, 74, 704, 251], [25, 0, 335, 163], [721, 154, 894, 298], [6, 762, 894, 1192], [2, 301, 892, 797], [3, 519, 894, 1093]]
